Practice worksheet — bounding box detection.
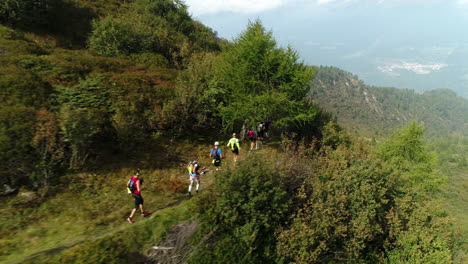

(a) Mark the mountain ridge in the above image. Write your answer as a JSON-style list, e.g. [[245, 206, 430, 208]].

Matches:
[[310, 66, 468, 138]]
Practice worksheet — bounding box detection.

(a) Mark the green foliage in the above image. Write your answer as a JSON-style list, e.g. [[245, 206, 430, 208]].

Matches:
[[57, 75, 111, 109], [0, 105, 37, 187], [89, 0, 219, 65], [109, 70, 176, 148], [89, 16, 150, 57], [214, 20, 316, 132], [190, 154, 293, 263], [173, 20, 324, 139], [44, 49, 132, 84], [190, 123, 454, 263], [0, 0, 115, 47], [378, 122, 429, 164], [130, 52, 169, 69], [0, 37, 45, 56], [321, 120, 351, 148], [57, 76, 113, 168], [32, 109, 65, 188], [386, 202, 453, 264], [0, 24, 23, 39], [277, 143, 394, 263], [0, 65, 52, 107], [430, 136, 468, 263], [377, 123, 453, 263], [378, 122, 444, 194], [169, 53, 220, 135]]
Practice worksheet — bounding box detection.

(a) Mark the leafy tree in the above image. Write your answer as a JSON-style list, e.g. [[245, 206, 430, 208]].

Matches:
[[377, 121, 444, 194], [57, 76, 113, 168], [321, 120, 351, 149], [386, 201, 453, 264], [213, 20, 317, 133], [377, 122, 452, 263], [32, 109, 64, 189], [169, 52, 224, 136], [174, 20, 325, 140]]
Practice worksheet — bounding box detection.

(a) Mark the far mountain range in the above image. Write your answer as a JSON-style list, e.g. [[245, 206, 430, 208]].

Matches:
[[310, 66, 468, 138]]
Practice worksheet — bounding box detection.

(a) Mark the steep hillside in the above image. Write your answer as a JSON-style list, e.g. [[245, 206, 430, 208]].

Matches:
[[0, 0, 223, 193], [310, 66, 468, 138]]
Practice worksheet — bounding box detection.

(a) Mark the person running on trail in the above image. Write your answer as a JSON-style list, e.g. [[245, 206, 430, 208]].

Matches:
[[210, 142, 223, 170], [257, 122, 264, 142], [187, 157, 201, 196], [263, 120, 270, 138], [247, 128, 258, 151], [227, 133, 241, 162], [127, 169, 149, 223]]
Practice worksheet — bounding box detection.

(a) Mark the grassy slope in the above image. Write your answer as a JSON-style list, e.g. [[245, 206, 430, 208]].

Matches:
[[0, 139, 232, 263], [0, 170, 183, 263]]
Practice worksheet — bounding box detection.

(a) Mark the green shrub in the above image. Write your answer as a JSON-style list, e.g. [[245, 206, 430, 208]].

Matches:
[[0, 105, 37, 188], [0, 38, 45, 56], [0, 65, 52, 107], [88, 16, 146, 57], [130, 52, 169, 69], [0, 25, 23, 40], [57, 76, 114, 168], [190, 154, 293, 263], [277, 143, 393, 263], [45, 49, 132, 84]]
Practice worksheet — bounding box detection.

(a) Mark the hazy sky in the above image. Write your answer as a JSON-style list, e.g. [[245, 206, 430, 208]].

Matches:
[[184, 0, 468, 97]]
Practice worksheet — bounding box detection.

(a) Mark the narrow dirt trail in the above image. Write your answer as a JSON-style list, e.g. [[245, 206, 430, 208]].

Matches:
[[12, 146, 264, 264], [12, 197, 190, 264]]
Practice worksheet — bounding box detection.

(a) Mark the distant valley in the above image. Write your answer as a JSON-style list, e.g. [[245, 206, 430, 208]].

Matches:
[[310, 66, 468, 138]]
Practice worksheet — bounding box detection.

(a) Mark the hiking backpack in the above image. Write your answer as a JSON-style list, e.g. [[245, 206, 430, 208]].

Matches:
[[211, 148, 221, 159], [247, 129, 256, 138], [128, 177, 137, 193], [187, 162, 194, 173]]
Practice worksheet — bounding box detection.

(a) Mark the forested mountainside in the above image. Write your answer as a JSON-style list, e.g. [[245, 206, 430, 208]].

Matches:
[[310, 66, 468, 138], [0, 1, 464, 263]]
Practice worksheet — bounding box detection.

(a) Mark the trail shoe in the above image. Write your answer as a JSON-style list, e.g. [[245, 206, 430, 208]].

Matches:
[[127, 217, 135, 224], [196, 190, 199, 194], [142, 211, 150, 217], [187, 191, 192, 197]]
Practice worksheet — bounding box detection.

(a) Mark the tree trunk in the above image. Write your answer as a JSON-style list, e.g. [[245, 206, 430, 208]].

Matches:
[[239, 119, 249, 142]]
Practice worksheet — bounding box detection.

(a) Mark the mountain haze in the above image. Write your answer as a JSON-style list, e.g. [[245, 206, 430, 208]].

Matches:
[[186, 0, 468, 98]]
